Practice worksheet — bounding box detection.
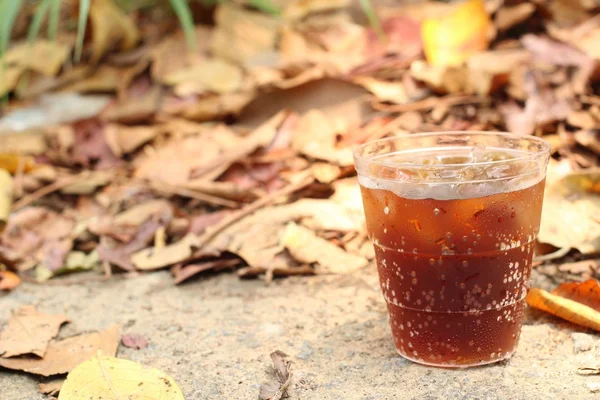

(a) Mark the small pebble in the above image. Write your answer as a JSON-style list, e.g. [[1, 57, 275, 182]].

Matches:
[[572, 332, 595, 353]]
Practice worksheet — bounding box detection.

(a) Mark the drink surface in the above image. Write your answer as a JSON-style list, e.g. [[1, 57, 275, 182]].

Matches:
[[358, 147, 546, 367]]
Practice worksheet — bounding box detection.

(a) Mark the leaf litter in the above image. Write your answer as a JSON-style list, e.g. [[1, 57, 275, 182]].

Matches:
[[0, 0, 599, 318]]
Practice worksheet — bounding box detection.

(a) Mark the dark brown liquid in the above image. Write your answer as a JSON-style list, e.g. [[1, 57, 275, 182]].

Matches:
[[360, 179, 545, 367]]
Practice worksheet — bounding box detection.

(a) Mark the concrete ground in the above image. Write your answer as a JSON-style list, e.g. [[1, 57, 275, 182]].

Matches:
[[1, 265, 599, 400]]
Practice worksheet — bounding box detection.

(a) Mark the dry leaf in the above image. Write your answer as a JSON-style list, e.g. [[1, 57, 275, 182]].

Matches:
[[311, 162, 341, 184], [0, 306, 69, 358], [292, 109, 353, 166], [283, 0, 349, 21], [527, 280, 600, 331], [259, 350, 292, 400], [0, 131, 48, 155], [132, 234, 199, 270], [548, 15, 600, 60], [164, 58, 244, 95], [89, 0, 140, 63], [494, 3, 535, 31], [114, 199, 173, 227], [353, 77, 409, 104], [0, 270, 20, 291], [59, 65, 122, 93], [2, 207, 76, 271], [121, 333, 148, 350], [538, 161, 600, 253], [61, 171, 113, 195], [0, 325, 119, 376], [0, 93, 111, 133], [553, 279, 600, 310], [39, 379, 63, 396], [211, 3, 280, 66], [0, 169, 13, 230], [421, 0, 491, 67], [281, 222, 368, 274], [97, 219, 163, 271], [2, 40, 70, 77], [58, 353, 183, 400], [0, 66, 24, 97], [172, 259, 240, 285]]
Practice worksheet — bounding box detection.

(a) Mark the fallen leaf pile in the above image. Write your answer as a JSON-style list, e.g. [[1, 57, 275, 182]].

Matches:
[[0, 305, 178, 398], [0, 0, 600, 287]]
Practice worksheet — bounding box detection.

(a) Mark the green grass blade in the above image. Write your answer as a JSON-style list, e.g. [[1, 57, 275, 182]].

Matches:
[[359, 0, 384, 41], [248, 0, 279, 15], [48, 0, 62, 40], [169, 0, 196, 52], [0, 0, 24, 55], [28, 0, 51, 42], [74, 0, 91, 62]]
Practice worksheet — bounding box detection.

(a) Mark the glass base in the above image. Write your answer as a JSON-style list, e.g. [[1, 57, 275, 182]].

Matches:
[[396, 347, 515, 369]]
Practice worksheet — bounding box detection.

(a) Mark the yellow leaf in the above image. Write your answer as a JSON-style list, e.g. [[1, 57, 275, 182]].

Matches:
[[421, 0, 491, 67], [526, 287, 600, 331], [164, 58, 244, 95], [89, 0, 140, 63], [3, 40, 70, 77], [58, 353, 184, 400]]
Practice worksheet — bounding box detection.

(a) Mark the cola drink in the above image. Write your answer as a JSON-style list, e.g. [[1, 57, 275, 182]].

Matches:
[[354, 132, 550, 367]]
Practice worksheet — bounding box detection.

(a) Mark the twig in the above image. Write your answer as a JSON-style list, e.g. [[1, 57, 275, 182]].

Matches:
[[12, 173, 83, 211], [197, 173, 313, 249], [148, 180, 240, 208]]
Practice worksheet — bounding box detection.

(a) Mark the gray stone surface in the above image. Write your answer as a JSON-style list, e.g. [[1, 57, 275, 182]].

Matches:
[[0, 267, 599, 399]]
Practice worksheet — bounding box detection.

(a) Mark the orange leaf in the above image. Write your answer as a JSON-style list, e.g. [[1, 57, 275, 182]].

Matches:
[[526, 282, 600, 331], [421, 0, 491, 67], [0, 270, 21, 291], [0, 154, 36, 174], [553, 279, 600, 310]]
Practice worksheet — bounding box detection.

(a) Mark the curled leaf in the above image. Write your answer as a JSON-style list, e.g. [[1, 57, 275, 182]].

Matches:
[[527, 280, 600, 331]]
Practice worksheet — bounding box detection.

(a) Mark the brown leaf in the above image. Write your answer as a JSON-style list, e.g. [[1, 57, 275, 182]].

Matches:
[[131, 234, 199, 270], [71, 119, 123, 169], [0, 131, 46, 157], [494, 3, 535, 31], [538, 161, 600, 253], [188, 211, 230, 235], [172, 259, 240, 285], [2, 207, 76, 271], [567, 111, 598, 129], [61, 170, 113, 195], [575, 130, 600, 154], [0, 324, 120, 376], [60, 65, 122, 93], [121, 333, 149, 350], [102, 86, 162, 124], [259, 350, 292, 400], [210, 3, 280, 66], [97, 219, 163, 271], [39, 379, 63, 396], [164, 58, 244, 95], [0, 270, 20, 291], [521, 34, 593, 67], [292, 109, 353, 166], [281, 222, 368, 274], [2, 40, 70, 77], [282, 0, 349, 21], [89, 0, 139, 63], [548, 15, 600, 60], [0, 306, 69, 358]]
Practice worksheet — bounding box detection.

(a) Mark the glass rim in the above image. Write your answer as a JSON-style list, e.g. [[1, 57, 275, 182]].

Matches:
[[353, 131, 552, 170]]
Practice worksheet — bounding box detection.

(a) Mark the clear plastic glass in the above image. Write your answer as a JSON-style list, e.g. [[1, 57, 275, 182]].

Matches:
[[354, 131, 551, 368]]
